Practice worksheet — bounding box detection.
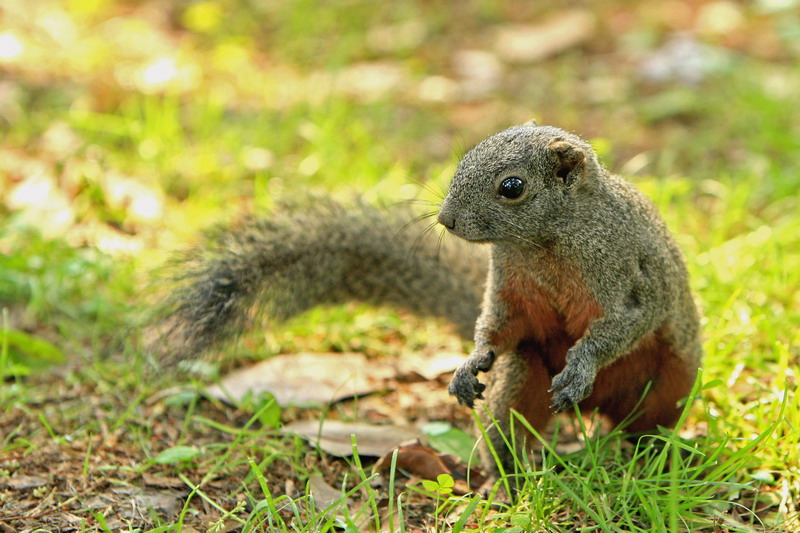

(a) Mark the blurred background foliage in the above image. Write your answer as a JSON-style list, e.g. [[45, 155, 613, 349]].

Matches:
[[0, 0, 798, 366]]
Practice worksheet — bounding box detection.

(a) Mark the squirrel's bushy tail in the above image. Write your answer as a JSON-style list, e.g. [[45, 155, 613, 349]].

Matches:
[[151, 202, 487, 363]]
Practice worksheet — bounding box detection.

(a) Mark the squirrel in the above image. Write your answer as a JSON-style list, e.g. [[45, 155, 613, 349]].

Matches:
[[439, 123, 701, 473], [153, 123, 702, 476]]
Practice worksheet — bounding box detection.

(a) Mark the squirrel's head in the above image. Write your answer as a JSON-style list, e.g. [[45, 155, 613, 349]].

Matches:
[[438, 124, 601, 245]]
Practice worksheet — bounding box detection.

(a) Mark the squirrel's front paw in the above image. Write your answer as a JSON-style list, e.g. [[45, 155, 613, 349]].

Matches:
[[448, 349, 496, 408], [448, 365, 486, 408], [549, 362, 595, 413]]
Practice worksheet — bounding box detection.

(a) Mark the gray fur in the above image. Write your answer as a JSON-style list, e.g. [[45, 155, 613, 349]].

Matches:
[[152, 202, 488, 363]]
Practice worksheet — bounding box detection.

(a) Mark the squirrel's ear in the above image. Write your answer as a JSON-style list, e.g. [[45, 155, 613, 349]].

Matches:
[[522, 118, 538, 127], [547, 139, 586, 186]]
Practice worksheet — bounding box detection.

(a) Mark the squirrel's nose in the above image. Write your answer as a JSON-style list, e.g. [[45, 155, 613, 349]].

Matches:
[[437, 211, 456, 230]]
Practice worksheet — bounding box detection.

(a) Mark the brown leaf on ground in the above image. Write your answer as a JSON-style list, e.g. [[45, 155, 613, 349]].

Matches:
[[113, 486, 185, 517], [142, 474, 186, 489], [1, 475, 49, 490], [308, 474, 367, 527], [437, 453, 488, 491], [373, 444, 451, 480], [374, 444, 487, 495], [309, 474, 347, 510], [394, 351, 464, 381], [205, 352, 395, 407], [283, 419, 418, 457]]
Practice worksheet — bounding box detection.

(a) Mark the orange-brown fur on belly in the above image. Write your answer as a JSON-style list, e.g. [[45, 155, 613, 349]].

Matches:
[[495, 263, 693, 433], [496, 260, 602, 348]]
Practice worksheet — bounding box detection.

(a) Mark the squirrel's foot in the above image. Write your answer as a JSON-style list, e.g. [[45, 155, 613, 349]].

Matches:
[[549, 361, 595, 413], [448, 350, 495, 408]]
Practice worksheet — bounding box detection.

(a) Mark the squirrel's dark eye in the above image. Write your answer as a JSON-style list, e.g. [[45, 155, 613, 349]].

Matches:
[[498, 176, 525, 199]]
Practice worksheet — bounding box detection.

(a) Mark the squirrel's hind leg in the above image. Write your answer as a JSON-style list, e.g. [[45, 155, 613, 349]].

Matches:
[[592, 339, 697, 433], [478, 348, 553, 477]]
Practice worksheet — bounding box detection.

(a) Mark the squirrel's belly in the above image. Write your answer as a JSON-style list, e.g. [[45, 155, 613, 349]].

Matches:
[[500, 271, 603, 343]]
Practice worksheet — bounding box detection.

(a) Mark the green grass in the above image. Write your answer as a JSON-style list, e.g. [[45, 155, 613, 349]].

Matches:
[[1, 0, 799, 531]]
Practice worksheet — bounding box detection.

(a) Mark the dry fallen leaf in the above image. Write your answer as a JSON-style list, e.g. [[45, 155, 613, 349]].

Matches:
[[373, 444, 451, 480], [373, 444, 487, 494], [395, 351, 464, 381], [205, 352, 395, 407], [283, 419, 418, 457], [494, 10, 596, 64], [306, 475, 377, 533], [3, 475, 49, 490], [111, 486, 184, 517], [143, 474, 187, 490], [308, 473, 364, 527], [309, 474, 346, 510]]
